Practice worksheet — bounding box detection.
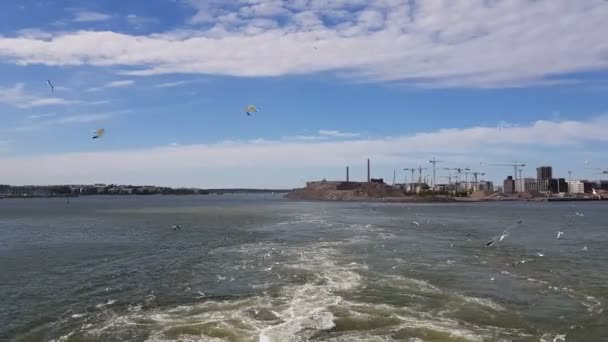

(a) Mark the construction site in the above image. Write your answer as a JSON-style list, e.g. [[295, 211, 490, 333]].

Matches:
[[286, 159, 608, 202]]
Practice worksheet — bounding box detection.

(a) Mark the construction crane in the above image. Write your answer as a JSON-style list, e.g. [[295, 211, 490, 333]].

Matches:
[[403, 168, 415, 189], [428, 157, 443, 191], [416, 166, 429, 185], [443, 167, 469, 185], [481, 161, 525, 181], [470, 171, 485, 191], [439, 175, 452, 185]]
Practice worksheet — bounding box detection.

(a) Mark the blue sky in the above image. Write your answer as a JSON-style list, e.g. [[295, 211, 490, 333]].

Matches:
[[1, 0, 608, 188]]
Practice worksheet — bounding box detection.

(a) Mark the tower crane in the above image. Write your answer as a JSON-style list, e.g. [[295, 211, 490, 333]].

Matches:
[[470, 171, 485, 191], [481, 161, 525, 181], [416, 166, 429, 185], [429, 157, 443, 191], [403, 168, 415, 191]]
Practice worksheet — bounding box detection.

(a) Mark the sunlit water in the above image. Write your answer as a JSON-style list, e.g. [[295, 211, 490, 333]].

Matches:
[[1, 195, 607, 341]]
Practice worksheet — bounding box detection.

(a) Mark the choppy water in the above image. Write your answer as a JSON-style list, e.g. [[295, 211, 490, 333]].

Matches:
[[1, 195, 607, 342]]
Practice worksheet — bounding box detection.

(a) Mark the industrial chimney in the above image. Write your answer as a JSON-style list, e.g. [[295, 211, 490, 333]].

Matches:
[[346, 166, 350, 182]]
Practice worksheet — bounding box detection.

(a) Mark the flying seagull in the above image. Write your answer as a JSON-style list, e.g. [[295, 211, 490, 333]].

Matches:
[[92, 128, 105, 139], [47, 80, 54, 92], [556, 231, 564, 239], [245, 105, 258, 116], [487, 220, 523, 247], [172, 224, 181, 231]]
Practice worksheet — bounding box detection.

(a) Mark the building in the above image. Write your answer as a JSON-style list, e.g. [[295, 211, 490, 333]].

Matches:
[[515, 178, 537, 193], [538, 179, 556, 193], [538, 178, 567, 193], [477, 181, 494, 192], [567, 180, 585, 194], [537, 166, 552, 180], [556, 178, 567, 193], [503, 176, 515, 194]]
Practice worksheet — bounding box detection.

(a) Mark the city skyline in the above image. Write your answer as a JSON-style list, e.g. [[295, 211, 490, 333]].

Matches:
[[0, 1, 608, 188]]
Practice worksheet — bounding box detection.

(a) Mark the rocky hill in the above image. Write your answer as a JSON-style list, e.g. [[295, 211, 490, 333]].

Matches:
[[285, 181, 454, 202]]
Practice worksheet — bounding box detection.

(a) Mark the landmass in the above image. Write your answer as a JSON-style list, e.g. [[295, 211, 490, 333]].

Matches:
[[285, 181, 606, 202], [0, 184, 290, 198]]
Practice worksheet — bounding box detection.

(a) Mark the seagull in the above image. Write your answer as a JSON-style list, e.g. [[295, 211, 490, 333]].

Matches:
[[582, 246, 588, 251], [486, 240, 495, 247], [245, 105, 258, 116], [557, 231, 564, 239], [92, 128, 105, 139], [47, 80, 54, 92], [446, 260, 454, 265], [490, 277, 495, 281], [575, 212, 584, 217], [537, 252, 544, 257], [172, 224, 181, 231], [412, 221, 420, 226]]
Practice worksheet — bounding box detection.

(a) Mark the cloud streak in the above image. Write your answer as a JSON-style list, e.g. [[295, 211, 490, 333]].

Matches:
[[1, 116, 607, 186], [72, 11, 112, 23], [0, 1, 606, 87], [0, 83, 77, 108], [86, 80, 135, 92]]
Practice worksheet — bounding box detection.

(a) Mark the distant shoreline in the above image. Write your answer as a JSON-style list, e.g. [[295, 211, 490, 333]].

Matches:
[[284, 181, 606, 203]]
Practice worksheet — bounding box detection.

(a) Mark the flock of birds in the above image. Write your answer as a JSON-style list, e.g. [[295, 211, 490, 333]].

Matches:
[[45, 79, 259, 139]]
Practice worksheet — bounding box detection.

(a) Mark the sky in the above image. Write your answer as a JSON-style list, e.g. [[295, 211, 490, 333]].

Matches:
[[1, 0, 608, 188]]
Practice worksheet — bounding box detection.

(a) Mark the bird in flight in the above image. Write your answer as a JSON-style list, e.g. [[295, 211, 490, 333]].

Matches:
[[47, 80, 54, 92], [92, 128, 105, 139], [245, 105, 258, 116]]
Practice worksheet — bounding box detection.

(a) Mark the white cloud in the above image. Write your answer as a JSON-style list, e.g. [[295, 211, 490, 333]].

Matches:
[[0, 1, 607, 87], [1, 116, 607, 186], [155, 80, 189, 88], [7, 110, 128, 132], [318, 130, 360, 138], [125, 14, 158, 28], [0, 83, 78, 109], [27, 113, 56, 120], [72, 11, 111, 23], [55, 113, 113, 124], [87, 80, 135, 92]]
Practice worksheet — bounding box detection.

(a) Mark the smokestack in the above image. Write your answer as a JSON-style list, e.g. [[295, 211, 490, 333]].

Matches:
[[346, 166, 350, 182], [367, 158, 371, 183]]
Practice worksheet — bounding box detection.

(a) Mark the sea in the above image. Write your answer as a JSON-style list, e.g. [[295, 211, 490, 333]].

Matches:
[[0, 195, 606, 342]]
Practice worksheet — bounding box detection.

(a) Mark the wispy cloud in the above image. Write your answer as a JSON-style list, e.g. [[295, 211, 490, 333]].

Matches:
[[0, 1, 607, 87], [125, 14, 158, 28], [72, 10, 111, 23], [318, 130, 360, 138], [27, 113, 56, 120], [86, 80, 135, 92], [8, 110, 129, 132], [1, 116, 607, 186], [0, 83, 77, 109], [55, 113, 113, 124], [154, 80, 189, 88]]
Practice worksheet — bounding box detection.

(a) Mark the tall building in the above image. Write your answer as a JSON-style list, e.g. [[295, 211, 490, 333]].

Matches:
[[477, 181, 494, 192], [515, 178, 537, 193], [503, 176, 515, 194], [556, 178, 568, 193], [538, 178, 556, 193], [537, 166, 552, 180]]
